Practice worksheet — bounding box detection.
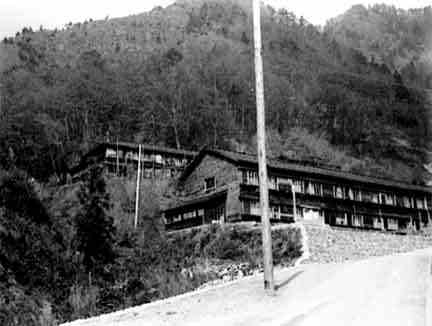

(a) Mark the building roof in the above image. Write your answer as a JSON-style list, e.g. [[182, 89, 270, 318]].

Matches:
[[164, 189, 228, 213], [181, 149, 432, 194], [98, 141, 197, 157]]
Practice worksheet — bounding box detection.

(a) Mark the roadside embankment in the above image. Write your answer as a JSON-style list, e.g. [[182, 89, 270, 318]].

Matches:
[[305, 224, 432, 263]]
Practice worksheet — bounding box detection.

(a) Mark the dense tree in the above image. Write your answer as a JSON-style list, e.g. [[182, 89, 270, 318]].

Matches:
[[75, 167, 116, 273], [0, 0, 430, 183]]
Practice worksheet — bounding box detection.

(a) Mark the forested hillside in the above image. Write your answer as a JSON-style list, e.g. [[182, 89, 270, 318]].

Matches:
[[1, 0, 431, 183], [325, 4, 432, 89]]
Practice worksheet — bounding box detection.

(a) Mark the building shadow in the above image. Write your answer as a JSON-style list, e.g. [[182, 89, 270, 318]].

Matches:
[[275, 270, 304, 291]]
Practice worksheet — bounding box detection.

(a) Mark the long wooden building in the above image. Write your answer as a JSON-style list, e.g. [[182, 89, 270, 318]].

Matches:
[[163, 149, 432, 232], [70, 142, 196, 181]]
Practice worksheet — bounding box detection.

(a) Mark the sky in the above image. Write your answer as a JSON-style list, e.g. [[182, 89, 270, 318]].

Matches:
[[0, 0, 431, 39]]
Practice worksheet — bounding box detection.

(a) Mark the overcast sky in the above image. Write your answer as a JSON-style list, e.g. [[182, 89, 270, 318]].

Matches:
[[1, 0, 431, 39]]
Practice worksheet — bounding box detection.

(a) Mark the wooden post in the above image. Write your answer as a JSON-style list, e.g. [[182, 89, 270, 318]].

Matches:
[[134, 144, 142, 229], [292, 185, 297, 221], [116, 138, 119, 176], [253, 0, 274, 293]]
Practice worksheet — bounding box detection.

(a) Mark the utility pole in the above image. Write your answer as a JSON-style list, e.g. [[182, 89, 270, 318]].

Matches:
[[253, 0, 274, 293], [290, 180, 297, 221], [134, 144, 142, 229], [116, 138, 119, 176]]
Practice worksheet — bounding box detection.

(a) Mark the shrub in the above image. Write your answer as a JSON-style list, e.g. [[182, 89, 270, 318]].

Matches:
[[68, 284, 99, 320]]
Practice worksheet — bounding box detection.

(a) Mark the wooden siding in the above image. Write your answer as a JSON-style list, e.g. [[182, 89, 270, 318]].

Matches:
[[181, 155, 241, 196]]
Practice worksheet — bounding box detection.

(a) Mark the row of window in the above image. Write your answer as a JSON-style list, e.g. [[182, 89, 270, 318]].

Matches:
[[105, 149, 189, 167], [165, 206, 225, 225], [241, 199, 415, 231], [242, 200, 300, 220], [106, 163, 178, 178], [165, 209, 205, 224], [330, 212, 410, 231], [241, 170, 430, 209]]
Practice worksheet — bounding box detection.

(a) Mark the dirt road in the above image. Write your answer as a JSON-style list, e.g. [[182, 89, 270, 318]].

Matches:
[[62, 248, 432, 326]]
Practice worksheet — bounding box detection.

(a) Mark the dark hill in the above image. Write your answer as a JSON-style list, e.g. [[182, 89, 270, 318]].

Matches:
[[325, 4, 432, 89], [0, 0, 430, 183]]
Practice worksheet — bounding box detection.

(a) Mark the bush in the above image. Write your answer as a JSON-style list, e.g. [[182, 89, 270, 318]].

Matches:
[[68, 284, 99, 320], [0, 170, 65, 293]]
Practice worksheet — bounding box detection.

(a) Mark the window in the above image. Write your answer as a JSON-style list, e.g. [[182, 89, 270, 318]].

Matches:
[[305, 181, 313, 195], [335, 186, 344, 199], [398, 219, 409, 230], [242, 170, 259, 185], [421, 211, 429, 226], [416, 198, 425, 209], [373, 217, 383, 229], [387, 218, 398, 231], [280, 205, 293, 217], [296, 207, 304, 219], [303, 208, 321, 221], [155, 154, 163, 164], [363, 215, 374, 227], [383, 193, 395, 205], [268, 176, 277, 190], [205, 177, 216, 191], [347, 188, 354, 200], [293, 179, 304, 193], [242, 200, 251, 214], [250, 201, 261, 215], [353, 189, 362, 201], [305, 181, 320, 195], [427, 196, 432, 210], [362, 191, 373, 203], [335, 213, 348, 226], [278, 178, 293, 192], [270, 205, 280, 219], [402, 196, 411, 208], [172, 214, 182, 223], [322, 184, 334, 197], [352, 215, 363, 227], [154, 168, 162, 177], [106, 148, 117, 158], [183, 211, 196, 220], [313, 183, 322, 196], [206, 204, 225, 223], [143, 154, 152, 161]]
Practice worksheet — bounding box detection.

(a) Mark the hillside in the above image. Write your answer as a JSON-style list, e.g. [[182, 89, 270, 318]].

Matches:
[[0, 168, 304, 324], [325, 4, 432, 89], [0, 0, 431, 183]]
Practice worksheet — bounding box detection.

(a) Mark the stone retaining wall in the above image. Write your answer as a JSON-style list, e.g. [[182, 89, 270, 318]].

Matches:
[[305, 224, 432, 264]]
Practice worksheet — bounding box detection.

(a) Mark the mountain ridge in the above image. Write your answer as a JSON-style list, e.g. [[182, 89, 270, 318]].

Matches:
[[0, 0, 431, 183]]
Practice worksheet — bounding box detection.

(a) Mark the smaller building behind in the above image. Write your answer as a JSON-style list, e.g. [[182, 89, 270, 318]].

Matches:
[[70, 142, 197, 181]]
